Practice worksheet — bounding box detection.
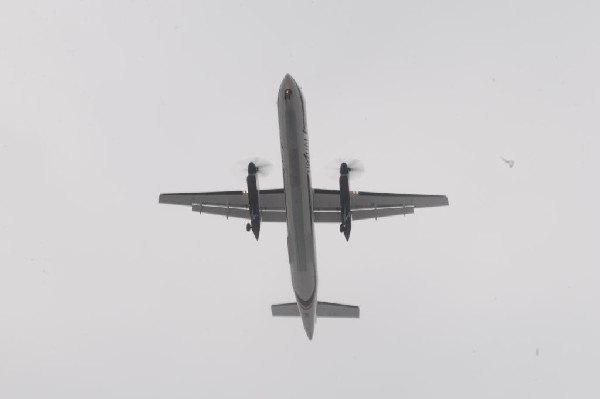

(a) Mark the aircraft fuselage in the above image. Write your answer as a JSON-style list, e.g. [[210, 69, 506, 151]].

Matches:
[[277, 75, 317, 339]]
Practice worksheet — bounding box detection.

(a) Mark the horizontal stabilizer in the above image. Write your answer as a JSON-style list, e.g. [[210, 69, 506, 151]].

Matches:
[[317, 302, 360, 318], [271, 303, 299, 316], [271, 302, 360, 318]]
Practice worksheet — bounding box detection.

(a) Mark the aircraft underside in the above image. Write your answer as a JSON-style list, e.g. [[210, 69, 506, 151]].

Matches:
[[159, 74, 449, 340]]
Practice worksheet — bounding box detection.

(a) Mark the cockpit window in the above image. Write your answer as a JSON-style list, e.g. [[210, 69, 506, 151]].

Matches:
[[284, 89, 292, 99]]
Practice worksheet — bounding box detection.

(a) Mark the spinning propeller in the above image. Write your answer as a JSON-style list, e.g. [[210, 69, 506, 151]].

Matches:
[[327, 159, 365, 179], [234, 158, 273, 176]]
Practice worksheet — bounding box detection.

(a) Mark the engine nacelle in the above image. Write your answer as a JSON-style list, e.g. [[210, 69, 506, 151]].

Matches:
[[246, 162, 261, 240], [339, 163, 351, 241]]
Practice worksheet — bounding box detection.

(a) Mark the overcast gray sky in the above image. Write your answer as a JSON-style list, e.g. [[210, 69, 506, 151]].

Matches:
[[2, 1, 600, 398]]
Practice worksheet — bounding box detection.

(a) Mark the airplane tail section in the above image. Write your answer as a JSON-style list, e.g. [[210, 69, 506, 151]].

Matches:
[[271, 302, 360, 318], [317, 302, 360, 318], [271, 303, 301, 316]]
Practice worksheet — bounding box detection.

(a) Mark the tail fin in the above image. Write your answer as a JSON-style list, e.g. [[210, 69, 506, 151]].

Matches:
[[271, 302, 360, 318]]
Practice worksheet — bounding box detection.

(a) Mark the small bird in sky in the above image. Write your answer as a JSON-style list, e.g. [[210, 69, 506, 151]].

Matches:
[[501, 157, 515, 168]]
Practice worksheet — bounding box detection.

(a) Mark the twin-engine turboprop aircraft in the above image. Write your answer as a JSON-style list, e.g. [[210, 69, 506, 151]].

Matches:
[[159, 74, 449, 340]]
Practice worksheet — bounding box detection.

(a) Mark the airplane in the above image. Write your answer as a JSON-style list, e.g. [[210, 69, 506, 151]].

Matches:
[[159, 74, 449, 340]]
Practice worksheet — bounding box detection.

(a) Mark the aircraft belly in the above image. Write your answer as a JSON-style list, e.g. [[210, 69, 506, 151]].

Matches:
[[278, 84, 317, 308]]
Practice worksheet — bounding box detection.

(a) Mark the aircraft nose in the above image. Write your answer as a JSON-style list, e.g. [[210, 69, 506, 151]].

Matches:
[[282, 73, 294, 84], [280, 74, 297, 91], [280, 74, 298, 102]]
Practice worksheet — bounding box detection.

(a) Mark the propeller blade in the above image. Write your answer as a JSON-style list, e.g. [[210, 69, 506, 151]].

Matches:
[[235, 158, 273, 176], [328, 159, 365, 179]]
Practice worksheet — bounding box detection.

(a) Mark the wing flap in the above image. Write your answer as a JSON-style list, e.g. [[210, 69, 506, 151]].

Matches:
[[352, 206, 414, 220], [313, 189, 448, 210], [190, 205, 287, 222], [191, 204, 248, 219], [261, 211, 286, 222], [314, 211, 340, 223]]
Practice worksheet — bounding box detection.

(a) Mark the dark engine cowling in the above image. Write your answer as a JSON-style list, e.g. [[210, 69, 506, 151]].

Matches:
[[246, 162, 261, 240], [339, 163, 351, 241]]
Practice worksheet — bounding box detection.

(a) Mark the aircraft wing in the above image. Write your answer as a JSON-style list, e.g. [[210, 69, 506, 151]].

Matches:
[[312, 189, 448, 222], [159, 188, 448, 222], [159, 189, 286, 221]]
